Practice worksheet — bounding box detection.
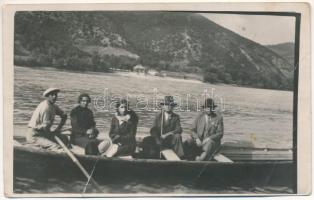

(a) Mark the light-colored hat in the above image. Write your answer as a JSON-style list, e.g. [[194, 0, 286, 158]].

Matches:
[[43, 88, 60, 97], [98, 138, 118, 157]]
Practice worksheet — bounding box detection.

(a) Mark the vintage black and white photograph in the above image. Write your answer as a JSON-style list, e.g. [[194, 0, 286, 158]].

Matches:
[[4, 3, 310, 196]]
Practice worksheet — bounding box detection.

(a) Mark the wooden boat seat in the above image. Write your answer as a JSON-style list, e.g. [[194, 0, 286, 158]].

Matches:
[[213, 153, 233, 163], [118, 155, 133, 160], [160, 149, 181, 161]]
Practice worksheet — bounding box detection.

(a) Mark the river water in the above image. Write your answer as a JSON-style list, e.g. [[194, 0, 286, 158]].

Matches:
[[13, 66, 294, 194]]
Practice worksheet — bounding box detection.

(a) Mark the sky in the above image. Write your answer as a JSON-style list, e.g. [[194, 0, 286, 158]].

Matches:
[[201, 13, 296, 45]]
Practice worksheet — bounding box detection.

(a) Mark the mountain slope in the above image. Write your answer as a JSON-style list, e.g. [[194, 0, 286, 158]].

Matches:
[[266, 42, 295, 65], [14, 11, 294, 90]]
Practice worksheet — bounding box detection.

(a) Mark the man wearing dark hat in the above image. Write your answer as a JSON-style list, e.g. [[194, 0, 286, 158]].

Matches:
[[27, 88, 69, 149], [184, 98, 224, 161], [70, 93, 99, 150], [148, 96, 185, 158]]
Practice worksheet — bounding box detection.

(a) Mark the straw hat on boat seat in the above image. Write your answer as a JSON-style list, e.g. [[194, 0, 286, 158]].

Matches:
[[97, 138, 118, 158]]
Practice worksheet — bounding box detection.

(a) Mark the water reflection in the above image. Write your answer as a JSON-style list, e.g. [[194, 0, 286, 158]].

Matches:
[[14, 176, 292, 194]]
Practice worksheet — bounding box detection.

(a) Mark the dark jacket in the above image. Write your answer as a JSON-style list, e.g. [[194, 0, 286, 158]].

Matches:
[[191, 112, 224, 143], [150, 111, 182, 139], [109, 110, 138, 155], [70, 106, 96, 137]]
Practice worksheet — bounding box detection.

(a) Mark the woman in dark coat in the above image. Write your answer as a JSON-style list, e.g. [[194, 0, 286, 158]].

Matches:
[[109, 99, 138, 156]]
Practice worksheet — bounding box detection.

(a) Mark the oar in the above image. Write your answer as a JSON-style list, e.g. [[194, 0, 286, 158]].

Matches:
[[60, 127, 72, 135], [160, 109, 164, 159], [54, 136, 103, 192], [160, 108, 164, 136]]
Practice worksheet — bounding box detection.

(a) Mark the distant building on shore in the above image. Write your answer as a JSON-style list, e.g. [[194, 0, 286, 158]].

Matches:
[[161, 71, 167, 77], [133, 64, 146, 75]]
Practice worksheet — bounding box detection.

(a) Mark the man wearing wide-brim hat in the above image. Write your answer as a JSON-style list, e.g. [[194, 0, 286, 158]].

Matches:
[[146, 96, 185, 158], [183, 98, 224, 161], [26, 88, 69, 149]]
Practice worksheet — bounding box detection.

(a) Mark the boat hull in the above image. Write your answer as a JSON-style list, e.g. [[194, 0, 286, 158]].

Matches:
[[14, 146, 295, 192]]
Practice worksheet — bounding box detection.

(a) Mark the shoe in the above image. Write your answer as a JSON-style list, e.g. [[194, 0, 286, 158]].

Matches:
[[195, 156, 202, 161]]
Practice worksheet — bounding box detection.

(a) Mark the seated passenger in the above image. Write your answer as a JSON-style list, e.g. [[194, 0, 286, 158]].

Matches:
[[107, 99, 138, 157], [143, 96, 185, 159], [70, 93, 99, 152], [184, 98, 224, 161], [26, 88, 69, 150]]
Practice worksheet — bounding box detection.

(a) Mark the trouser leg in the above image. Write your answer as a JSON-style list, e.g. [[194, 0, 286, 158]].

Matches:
[[54, 133, 70, 146], [32, 136, 60, 150], [26, 129, 64, 150], [183, 136, 200, 161], [171, 134, 185, 158], [142, 136, 160, 159], [199, 139, 216, 161], [26, 128, 36, 143], [116, 144, 136, 156], [73, 136, 91, 148]]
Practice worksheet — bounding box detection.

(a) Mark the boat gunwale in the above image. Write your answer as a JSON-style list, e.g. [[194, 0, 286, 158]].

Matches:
[[14, 145, 293, 165], [14, 135, 293, 152]]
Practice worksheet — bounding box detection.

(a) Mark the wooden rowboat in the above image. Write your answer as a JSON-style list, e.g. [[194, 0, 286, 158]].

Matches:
[[13, 136, 295, 192]]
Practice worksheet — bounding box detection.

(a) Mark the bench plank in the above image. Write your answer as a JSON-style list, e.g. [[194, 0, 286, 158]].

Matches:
[[161, 149, 181, 161], [213, 153, 233, 163]]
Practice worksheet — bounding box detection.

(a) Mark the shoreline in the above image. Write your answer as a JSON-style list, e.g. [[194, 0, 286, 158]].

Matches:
[[16, 65, 204, 84], [15, 66, 293, 92], [116, 71, 203, 84]]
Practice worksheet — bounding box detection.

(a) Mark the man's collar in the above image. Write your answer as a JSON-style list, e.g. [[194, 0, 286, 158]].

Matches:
[[163, 111, 173, 115], [204, 111, 217, 117], [46, 99, 54, 105]]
